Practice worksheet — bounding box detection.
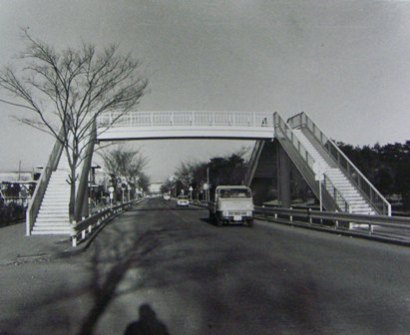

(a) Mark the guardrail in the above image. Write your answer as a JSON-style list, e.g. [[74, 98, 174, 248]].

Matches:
[[97, 111, 275, 128], [255, 206, 410, 242], [287, 112, 391, 216], [71, 199, 141, 247], [1, 196, 31, 207]]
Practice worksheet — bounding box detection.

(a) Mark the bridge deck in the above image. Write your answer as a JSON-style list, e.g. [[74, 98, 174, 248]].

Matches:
[[96, 111, 275, 140]]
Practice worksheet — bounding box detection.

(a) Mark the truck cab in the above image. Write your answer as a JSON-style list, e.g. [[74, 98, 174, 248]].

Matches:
[[209, 185, 254, 227]]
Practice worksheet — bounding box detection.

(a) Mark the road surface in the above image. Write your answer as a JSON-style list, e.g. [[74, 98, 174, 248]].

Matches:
[[1, 197, 410, 334]]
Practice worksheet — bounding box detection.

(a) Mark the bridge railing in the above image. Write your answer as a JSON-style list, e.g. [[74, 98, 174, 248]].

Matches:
[[273, 112, 350, 212], [287, 112, 391, 216], [97, 111, 274, 128]]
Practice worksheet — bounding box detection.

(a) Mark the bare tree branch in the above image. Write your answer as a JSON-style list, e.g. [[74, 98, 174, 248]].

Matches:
[[0, 29, 148, 220]]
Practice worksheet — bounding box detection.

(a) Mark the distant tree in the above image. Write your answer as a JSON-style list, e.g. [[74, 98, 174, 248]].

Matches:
[[207, 152, 248, 187], [338, 140, 410, 211], [0, 29, 148, 220], [137, 172, 150, 193], [171, 148, 250, 199], [160, 179, 174, 195], [101, 146, 148, 200], [175, 162, 194, 190]]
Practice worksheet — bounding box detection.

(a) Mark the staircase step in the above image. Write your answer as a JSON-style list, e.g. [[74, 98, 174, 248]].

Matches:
[[32, 230, 72, 235], [40, 206, 68, 209], [43, 197, 69, 199], [37, 215, 69, 219], [36, 215, 70, 220], [33, 222, 71, 227], [36, 219, 70, 224]]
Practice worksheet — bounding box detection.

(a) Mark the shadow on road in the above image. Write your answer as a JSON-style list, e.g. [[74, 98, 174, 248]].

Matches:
[[0, 210, 178, 335], [2, 203, 407, 335], [132, 207, 203, 212], [76, 219, 170, 335], [123, 303, 171, 335], [199, 217, 251, 228]]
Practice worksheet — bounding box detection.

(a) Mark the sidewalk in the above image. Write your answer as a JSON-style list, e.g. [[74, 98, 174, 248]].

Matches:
[[0, 222, 73, 265]]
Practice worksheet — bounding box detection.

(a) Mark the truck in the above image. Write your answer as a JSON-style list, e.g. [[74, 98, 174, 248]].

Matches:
[[208, 185, 254, 227]]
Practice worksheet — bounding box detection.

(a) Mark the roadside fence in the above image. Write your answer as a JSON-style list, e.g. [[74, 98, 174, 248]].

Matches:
[[71, 199, 143, 247], [255, 206, 410, 244]]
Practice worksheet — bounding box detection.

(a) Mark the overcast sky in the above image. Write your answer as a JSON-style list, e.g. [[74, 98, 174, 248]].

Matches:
[[0, 1, 409, 180]]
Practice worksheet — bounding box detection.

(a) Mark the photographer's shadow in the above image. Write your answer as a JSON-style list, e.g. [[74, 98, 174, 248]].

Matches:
[[124, 304, 171, 335]]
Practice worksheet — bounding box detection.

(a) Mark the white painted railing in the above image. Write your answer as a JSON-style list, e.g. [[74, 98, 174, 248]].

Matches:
[[97, 111, 274, 128], [71, 199, 142, 247]]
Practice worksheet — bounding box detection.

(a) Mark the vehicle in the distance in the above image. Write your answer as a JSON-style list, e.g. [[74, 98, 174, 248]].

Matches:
[[208, 185, 254, 227], [163, 193, 171, 200], [176, 195, 190, 207]]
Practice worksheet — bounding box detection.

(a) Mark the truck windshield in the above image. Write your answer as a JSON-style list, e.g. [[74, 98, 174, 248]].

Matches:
[[218, 189, 251, 198]]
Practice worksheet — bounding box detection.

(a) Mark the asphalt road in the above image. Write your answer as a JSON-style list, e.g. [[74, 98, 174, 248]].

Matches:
[[2, 197, 410, 335]]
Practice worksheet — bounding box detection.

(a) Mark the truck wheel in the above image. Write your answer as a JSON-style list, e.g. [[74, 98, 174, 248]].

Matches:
[[216, 217, 223, 227], [209, 211, 215, 223], [247, 219, 254, 227]]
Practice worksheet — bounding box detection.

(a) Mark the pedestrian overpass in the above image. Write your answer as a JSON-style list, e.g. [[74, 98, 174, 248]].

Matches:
[[96, 111, 276, 140], [26, 111, 391, 235]]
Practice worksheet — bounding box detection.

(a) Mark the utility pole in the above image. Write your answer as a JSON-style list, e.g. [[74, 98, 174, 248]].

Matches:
[[206, 167, 210, 202]]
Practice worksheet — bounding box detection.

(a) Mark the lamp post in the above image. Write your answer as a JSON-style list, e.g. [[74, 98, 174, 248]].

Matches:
[[189, 186, 193, 201]]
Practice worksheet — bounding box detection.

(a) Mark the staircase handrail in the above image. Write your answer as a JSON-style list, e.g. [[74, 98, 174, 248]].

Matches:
[[273, 113, 350, 212], [287, 112, 391, 216], [244, 140, 264, 186], [26, 126, 65, 235]]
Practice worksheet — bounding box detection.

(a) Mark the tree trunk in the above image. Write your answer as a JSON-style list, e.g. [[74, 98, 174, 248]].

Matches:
[[69, 171, 76, 222], [69, 155, 78, 222]]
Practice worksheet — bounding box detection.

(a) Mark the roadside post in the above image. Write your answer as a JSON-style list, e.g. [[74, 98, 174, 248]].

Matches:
[[203, 183, 209, 202], [108, 186, 114, 208], [189, 186, 193, 201], [313, 162, 325, 212]]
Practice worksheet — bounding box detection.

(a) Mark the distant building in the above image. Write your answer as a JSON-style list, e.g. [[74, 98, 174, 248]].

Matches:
[[148, 182, 163, 195], [0, 171, 38, 206], [0, 171, 35, 182]]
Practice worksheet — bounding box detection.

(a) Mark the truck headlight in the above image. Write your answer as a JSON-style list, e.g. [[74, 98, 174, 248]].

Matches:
[[246, 211, 252, 216]]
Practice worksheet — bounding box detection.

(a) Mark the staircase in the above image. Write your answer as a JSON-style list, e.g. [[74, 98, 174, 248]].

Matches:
[[32, 154, 72, 235], [292, 129, 375, 215], [273, 112, 348, 212], [287, 112, 391, 216]]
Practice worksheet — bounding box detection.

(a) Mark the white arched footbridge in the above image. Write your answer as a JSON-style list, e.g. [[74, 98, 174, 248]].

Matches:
[[27, 110, 391, 236], [97, 111, 275, 140]]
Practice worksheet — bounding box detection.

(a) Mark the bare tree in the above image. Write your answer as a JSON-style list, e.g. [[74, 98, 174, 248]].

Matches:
[[101, 145, 148, 200], [0, 29, 148, 220]]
